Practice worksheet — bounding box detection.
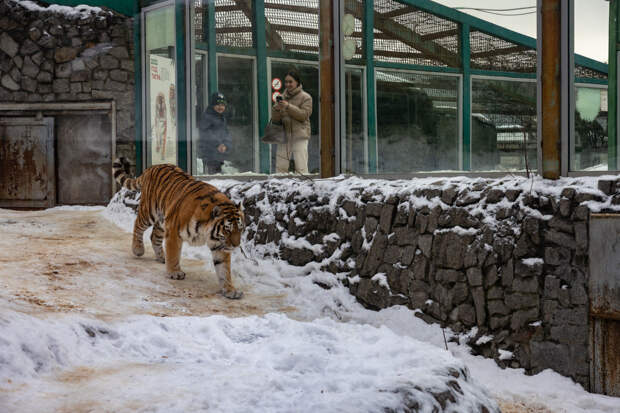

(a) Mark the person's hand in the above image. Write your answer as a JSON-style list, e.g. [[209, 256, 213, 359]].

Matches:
[[217, 144, 227, 153], [275, 100, 288, 111]]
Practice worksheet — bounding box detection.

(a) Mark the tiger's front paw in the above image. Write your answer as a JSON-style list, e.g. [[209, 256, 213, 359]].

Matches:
[[132, 243, 145, 257], [155, 255, 165, 264], [168, 271, 186, 280], [220, 289, 243, 300]]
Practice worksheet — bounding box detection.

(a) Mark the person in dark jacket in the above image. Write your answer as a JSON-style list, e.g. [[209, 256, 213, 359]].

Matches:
[[198, 91, 232, 174]]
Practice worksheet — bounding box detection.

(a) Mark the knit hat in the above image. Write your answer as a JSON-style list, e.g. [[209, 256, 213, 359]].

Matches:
[[210, 91, 226, 106]]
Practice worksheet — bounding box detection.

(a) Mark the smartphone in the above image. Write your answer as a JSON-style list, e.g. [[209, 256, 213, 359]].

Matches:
[[276, 95, 283, 102]]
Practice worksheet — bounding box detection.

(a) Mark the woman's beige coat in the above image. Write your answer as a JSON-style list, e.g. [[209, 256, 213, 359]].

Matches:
[[271, 85, 312, 142]]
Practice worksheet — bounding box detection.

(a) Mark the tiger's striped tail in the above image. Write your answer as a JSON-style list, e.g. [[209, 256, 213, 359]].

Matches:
[[113, 157, 141, 190]]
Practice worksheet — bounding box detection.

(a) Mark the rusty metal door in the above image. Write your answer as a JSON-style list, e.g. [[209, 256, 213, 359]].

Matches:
[[56, 115, 113, 205], [589, 214, 620, 396], [0, 117, 55, 208]]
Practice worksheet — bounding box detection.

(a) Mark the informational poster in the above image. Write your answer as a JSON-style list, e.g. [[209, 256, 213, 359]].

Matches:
[[149, 54, 177, 165]]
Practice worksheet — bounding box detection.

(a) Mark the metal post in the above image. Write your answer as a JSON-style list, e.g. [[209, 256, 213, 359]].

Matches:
[[134, 10, 143, 174], [206, 0, 217, 96], [538, 0, 573, 179], [175, 0, 188, 171], [460, 23, 471, 171], [609, 0, 619, 170], [319, 0, 336, 177], [255, 0, 271, 174], [364, 0, 377, 174]]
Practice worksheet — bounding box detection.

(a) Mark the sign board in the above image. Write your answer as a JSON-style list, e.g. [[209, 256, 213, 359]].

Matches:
[[272, 91, 283, 103], [149, 54, 177, 165], [272, 77, 282, 90]]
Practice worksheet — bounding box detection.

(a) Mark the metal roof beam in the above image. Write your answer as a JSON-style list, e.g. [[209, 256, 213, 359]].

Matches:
[[232, 0, 285, 50], [344, 0, 460, 67]]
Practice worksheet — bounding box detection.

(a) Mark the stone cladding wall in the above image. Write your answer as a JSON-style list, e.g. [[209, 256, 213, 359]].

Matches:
[[0, 0, 135, 159], [224, 176, 620, 390]]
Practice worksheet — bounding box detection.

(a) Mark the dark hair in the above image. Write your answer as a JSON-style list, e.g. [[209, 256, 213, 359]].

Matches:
[[285, 69, 301, 86], [210, 91, 226, 106]]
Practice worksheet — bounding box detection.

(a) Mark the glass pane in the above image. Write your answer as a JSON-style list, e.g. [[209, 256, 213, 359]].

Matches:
[[471, 78, 537, 172], [269, 60, 319, 174], [265, 0, 319, 55], [192, 52, 209, 174], [375, 70, 459, 173], [216, 0, 253, 49], [373, 0, 460, 68], [203, 55, 255, 174], [573, 86, 608, 171], [342, 68, 365, 174], [144, 5, 178, 166]]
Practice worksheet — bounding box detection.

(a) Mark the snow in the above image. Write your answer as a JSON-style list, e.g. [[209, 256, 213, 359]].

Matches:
[[522, 258, 545, 266], [2, 173, 620, 412], [9, 0, 107, 16]]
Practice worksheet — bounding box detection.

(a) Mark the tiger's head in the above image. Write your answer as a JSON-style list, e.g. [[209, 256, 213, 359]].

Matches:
[[205, 203, 245, 251]]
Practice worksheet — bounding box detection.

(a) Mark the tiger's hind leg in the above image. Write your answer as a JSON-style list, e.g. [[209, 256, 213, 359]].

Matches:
[[131, 213, 151, 257], [164, 230, 185, 280], [151, 221, 165, 263], [212, 250, 243, 299]]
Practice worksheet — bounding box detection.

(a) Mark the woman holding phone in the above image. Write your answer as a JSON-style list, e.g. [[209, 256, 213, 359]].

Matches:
[[271, 69, 313, 174]]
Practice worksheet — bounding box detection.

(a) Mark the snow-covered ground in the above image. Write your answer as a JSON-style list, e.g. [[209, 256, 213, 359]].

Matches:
[[1, 177, 619, 412]]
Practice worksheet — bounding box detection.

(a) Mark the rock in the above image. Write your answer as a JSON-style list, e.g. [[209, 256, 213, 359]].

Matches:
[[544, 229, 576, 249], [486, 188, 505, 204], [511, 307, 539, 330], [1, 74, 19, 91], [417, 234, 433, 258], [512, 276, 539, 294], [472, 287, 486, 326], [543, 276, 560, 299], [544, 247, 571, 266], [0, 32, 19, 57], [466, 267, 483, 287]]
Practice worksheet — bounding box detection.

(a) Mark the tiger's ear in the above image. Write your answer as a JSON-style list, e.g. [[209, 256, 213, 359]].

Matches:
[[211, 205, 221, 218], [236, 201, 244, 211]]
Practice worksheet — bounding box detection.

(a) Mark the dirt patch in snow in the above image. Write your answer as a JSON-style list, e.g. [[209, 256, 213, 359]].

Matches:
[[0, 208, 293, 320]]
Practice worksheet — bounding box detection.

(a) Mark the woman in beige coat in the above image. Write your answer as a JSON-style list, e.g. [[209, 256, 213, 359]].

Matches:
[[271, 70, 313, 174]]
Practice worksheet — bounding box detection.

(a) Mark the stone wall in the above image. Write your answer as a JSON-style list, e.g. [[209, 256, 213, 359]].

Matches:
[[0, 0, 135, 159], [224, 176, 620, 390]]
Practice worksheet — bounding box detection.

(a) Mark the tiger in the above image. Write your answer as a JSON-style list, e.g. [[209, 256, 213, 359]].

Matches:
[[112, 157, 245, 299]]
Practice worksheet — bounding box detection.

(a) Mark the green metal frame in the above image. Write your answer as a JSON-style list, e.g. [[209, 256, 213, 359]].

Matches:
[[365, 0, 378, 173], [173, 0, 187, 171], [460, 23, 471, 171], [255, 0, 271, 174], [610, 0, 618, 170], [134, 11, 143, 174], [206, 1, 217, 94]]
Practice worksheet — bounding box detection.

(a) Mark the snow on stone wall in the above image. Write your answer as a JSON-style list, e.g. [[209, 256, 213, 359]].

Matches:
[[222, 175, 620, 390], [0, 0, 135, 157]]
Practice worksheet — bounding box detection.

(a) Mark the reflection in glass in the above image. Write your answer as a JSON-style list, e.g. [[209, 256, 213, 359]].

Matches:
[[376, 70, 459, 173], [342, 68, 365, 173], [215, 55, 255, 173], [573, 86, 608, 171], [269, 61, 319, 174], [193, 52, 208, 174], [471, 78, 537, 172], [144, 5, 177, 166]]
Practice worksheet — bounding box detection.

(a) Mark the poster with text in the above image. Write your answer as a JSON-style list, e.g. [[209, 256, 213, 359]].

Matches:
[[149, 54, 177, 165]]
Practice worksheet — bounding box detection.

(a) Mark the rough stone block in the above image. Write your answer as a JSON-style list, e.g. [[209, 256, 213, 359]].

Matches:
[[530, 342, 571, 376], [393, 226, 417, 246], [435, 269, 462, 283], [383, 245, 401, 265], [466, 267, 483, 287], [472, 287, 486, 326], [512, 276, 539, 294], [543, 275, 560, 299], [417, 234, 433, 258], [411, 254, 429, 281], [544, 246, 571, 266], [366, 202, 382, 217], [488, 300, 510, 316], [487, 286, 504, 300], [511, 307, 539, 330], [401, 245, 416, 266], [505, 293, 539, 310], [450, 303, 476, 326]]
